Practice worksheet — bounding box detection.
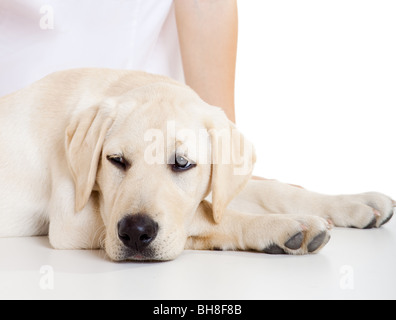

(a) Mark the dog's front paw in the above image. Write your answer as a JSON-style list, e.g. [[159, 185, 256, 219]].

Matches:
[[260, 215, 332, 255], [330, 192, 395, 229]]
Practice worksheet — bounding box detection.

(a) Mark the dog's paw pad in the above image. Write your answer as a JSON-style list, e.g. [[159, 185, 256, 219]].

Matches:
[[364, 216, 378, 229], [307, 231, 329, 253], [261, 217, 331, 255], [379, 211, 394, 227], [263, 244, 286, 255], [284, 232, 304, 250]]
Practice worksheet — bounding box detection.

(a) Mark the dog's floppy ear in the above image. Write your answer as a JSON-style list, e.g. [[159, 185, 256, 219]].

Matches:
[[66, 104, 116, 212], [206, 109, 256, 224]]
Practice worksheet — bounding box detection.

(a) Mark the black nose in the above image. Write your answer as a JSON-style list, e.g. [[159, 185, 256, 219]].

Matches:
[[117, 214, 159, 252]]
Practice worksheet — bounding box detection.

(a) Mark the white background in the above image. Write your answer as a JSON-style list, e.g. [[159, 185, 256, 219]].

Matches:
[[236, 0, 396, 198], [1, 0, 395, 300]]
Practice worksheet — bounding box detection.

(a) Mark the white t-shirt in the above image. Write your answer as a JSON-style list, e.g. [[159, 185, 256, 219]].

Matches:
[[0, 0, 184, 96]]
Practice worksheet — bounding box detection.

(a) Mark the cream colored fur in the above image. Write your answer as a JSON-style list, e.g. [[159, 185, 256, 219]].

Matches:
[[0, 69, 394, 261]]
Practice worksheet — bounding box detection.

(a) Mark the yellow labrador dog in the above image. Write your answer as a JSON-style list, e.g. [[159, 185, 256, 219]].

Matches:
[[0, 69, 394, 261]]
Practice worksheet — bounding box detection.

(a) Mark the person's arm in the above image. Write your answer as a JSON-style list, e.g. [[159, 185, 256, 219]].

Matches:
[[175, 0, 238, 123]]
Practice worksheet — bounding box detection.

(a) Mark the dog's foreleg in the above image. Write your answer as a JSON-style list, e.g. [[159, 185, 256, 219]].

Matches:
[[234, 180, 395, 229], [185, 201, 332, 255]]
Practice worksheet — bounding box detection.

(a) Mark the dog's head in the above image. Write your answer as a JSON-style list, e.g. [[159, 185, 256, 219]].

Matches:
[[65, 82, 256, 261]]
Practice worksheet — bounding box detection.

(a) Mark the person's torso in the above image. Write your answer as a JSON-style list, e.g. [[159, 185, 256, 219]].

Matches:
[[0, 0, 183, 96]]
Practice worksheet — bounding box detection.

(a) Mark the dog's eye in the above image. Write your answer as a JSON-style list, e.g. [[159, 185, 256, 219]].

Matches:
[[107, 155, 130, 171], [173, 155, 196, 172]]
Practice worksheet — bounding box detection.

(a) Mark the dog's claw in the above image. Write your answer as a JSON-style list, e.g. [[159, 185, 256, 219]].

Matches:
[[373, 209, 381, 217]]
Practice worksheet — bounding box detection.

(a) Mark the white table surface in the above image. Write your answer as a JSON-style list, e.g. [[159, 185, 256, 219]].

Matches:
[[1, 215, 395, 300]]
